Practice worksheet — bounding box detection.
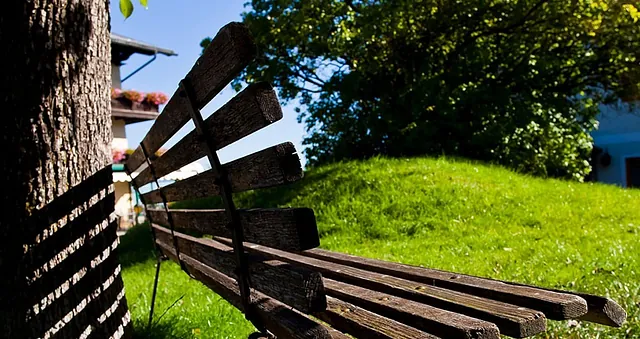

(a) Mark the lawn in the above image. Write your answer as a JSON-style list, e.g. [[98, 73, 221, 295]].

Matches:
[[120, 156, 640, 338]]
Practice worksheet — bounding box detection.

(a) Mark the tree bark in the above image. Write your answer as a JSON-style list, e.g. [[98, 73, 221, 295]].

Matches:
[[0, 1, 130, 338]]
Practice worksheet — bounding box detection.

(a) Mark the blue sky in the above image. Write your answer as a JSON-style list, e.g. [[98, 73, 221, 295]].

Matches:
[[110, 1, 307, 166]]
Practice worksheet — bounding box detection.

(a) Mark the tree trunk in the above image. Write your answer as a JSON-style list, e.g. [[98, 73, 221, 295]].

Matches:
[[0, 1, 130, 338]]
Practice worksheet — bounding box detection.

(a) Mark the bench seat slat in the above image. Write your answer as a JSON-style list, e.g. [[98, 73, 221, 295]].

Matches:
[[216, 238, 548, 338], [300, 248, 590, 321], [126, 22, 257, 172], [316, 296, 442, 339], [148, 208, 319, 251], [322, 282, 499, 339], [142, 142, 302, 204], [133, 82, 282, 188], [157, 243, 348, 339], [153, 225, 325, 313]]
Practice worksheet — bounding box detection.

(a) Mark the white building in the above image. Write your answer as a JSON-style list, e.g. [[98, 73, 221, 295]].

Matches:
[[110, 33, 176, 229], [591, 104, 640, 188]]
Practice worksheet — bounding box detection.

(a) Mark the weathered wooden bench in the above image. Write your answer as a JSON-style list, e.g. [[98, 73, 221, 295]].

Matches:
[[125, 22, 627, 339]]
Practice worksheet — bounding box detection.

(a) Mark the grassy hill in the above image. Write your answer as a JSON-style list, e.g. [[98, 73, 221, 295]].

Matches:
[[120, 156, 640, 338]]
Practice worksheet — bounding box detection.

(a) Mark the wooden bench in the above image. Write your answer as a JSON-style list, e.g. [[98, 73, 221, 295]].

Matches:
[[125, 22, 627, 339]]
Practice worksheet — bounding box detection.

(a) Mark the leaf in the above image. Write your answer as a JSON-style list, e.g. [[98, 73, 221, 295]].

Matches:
[[139, 0, 148, 9], [623, 4, 640, 23], [120, 0, 134, 18]]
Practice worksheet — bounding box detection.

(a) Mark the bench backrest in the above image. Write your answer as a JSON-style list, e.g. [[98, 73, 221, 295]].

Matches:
[[125, 23, 342, 339]]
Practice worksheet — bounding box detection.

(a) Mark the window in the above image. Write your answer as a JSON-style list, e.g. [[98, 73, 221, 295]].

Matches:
[[626, 157, 640, 188]]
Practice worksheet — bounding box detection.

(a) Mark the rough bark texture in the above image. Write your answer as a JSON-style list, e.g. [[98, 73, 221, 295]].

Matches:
[[0, 1, 129, 338]]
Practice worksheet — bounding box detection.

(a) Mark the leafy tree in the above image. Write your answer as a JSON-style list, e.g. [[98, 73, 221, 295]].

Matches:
[[203, 0, 640, 180]]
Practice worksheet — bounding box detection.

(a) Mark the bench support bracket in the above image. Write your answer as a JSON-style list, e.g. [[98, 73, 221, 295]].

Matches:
[[178, 78, 268, 335]]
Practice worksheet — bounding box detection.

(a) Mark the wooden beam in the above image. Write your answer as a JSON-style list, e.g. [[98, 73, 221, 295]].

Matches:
[[319, 297, 443, 339], [574, 292, 626, 327], [147, 208, 319, 251], [157, 243, 347, 339], [153, 225, 325, 313], [142, 142, 302, 203], [127, 22, 257, 172], [320, 283, 498, 339], [133, 82, 282, 188], [300, 248, 588, 321], [216, 238, 547, 338]]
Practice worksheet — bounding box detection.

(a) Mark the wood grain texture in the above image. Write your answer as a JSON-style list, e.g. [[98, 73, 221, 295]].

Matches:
[[133, 82, 282, 187], [321, 282, 498, 339], [142, 142, 302, 203], [216, 238, 546, 338], [317, 297, 445, 339], [153, 225, 325, 313], [126, 22, 257, 172], [157, 243, 347, 339], [510, 285, 626, 327], [301, 248, 588, 321], [147, 208, 319, 251], [574, 292, 626, 327]]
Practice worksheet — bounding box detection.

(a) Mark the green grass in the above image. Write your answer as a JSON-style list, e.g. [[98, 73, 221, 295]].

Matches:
[[121, 156, 640, 338]]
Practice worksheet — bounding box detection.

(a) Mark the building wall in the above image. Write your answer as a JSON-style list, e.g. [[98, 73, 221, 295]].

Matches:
[[111, 62, 121, 89], [112, 118, 128, 151], [592, 104, 640, 187]]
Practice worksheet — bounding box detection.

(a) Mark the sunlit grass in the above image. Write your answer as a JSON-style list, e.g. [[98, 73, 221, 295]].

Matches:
[[121, 156, 640, 338]]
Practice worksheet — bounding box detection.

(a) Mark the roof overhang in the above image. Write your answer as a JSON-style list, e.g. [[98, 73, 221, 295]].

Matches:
[[112, 107, 159, 124], [111, 32, 177, 64]]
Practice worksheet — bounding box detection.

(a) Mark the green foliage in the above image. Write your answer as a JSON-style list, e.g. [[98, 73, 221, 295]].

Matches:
[[119, 0, 149, 19], [202, 0, 640, 180], [126, 157, 640, 338]]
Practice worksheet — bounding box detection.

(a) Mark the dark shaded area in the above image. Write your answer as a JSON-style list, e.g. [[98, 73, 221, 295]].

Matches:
[[118, 223, 157, 268], [12, 166, 129, 338]]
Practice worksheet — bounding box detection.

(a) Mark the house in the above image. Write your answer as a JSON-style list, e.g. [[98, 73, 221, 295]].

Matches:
[[109, 33, 175, 229], [591, 103, 640, 188]]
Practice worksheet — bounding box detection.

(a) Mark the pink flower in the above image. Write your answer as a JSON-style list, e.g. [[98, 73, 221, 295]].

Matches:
[[112, 148, 126, 164], [122, 90, 144, 103], [144, 92, 169, 106], [111, 88, 122, 99]]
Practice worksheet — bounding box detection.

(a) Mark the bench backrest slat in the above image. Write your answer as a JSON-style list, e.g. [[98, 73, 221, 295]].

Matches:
[[126, 23, 256, 172], [148, 208, 319, 251], [141, 142, 302, 203], [133, 82, 282, 187]]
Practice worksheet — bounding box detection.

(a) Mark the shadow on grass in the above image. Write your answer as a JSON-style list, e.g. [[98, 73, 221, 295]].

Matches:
[[118, 223, 156, 268]]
